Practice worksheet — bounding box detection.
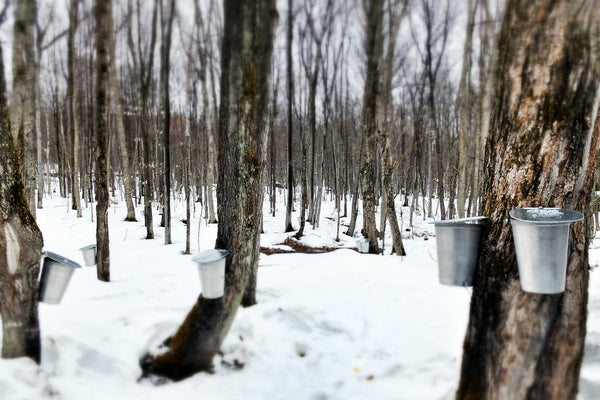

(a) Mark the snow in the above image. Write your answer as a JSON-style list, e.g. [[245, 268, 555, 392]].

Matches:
[[0, 190, 599, 399]]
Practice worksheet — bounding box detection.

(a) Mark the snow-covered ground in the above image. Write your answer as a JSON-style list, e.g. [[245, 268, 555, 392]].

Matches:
[[0, 189, 599, 399]]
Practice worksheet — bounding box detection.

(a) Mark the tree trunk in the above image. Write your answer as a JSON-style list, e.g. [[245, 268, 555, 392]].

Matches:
[[141, 0, 277, 380], [456, 1, 600, 399], [471, 0, 495, 217], [94, 0, 112, 282], [284, 0, 294, 233], [456, 0, 475, 218], [0, 44, 43, 364], [68, 0, 83, 218], [132, 0, 158, 240], [359, 0, 384, 254], [110, 23, 136, 222], [202, 72, 218, 225], [269, 74, 278, 218], [160, 0, 175, 245], [10, 0, 37, 219], [345, 132, 364, 237]]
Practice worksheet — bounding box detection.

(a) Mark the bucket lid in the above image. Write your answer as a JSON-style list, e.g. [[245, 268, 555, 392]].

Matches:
[[79, 244, 97, 251], [42, 251, 82, 268], [509, 208, 584, 224], [191, 249, 229, 264], [431, 216, 488, 226]]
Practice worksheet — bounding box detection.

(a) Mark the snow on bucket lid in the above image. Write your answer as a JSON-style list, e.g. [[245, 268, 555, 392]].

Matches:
[[79, 244, 96, 251], [431, 216, 488, 226], [41, 251, 82, 268], [509, 207, 584, 224], [191, 249, 229, 264]]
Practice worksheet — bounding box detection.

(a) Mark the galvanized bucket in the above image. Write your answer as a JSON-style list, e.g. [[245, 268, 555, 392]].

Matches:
[[79, 244, 97, 266], [39, 251, 82, 304], [356, 238, 370, 253], [191, 249, 229, 299], [432, 216, 487, 286], [510, 207, 584, 294]]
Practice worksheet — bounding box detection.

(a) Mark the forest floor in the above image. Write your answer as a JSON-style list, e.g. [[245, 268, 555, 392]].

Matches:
[[0, 189, 599, 399]]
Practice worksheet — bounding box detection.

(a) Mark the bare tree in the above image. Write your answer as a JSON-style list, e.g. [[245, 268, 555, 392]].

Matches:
[[140, 0, 277, 380], [10, 0, 38, 218], [456, 0, 476, 218], [456, 1, 600, 398], [378, 0, 408, 255], [127, 0, 158, 239], [110, 3, 136, 222], [284, 0, 295, 233], [194, 0, 218, 225], [67, 0, 83, 218], [94, 0, 112, 282], [359, 0, 385, 254], [160, 0, 175, 245]]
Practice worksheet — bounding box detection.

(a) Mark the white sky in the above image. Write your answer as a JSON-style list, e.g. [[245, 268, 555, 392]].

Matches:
[[0, 0, 504, 113]]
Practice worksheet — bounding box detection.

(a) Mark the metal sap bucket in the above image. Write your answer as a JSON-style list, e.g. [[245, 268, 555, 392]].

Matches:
[[510, 207, 583, 294], [79, 244, 97, 266], [356, 238, 370, 253], [432, 216, 487, 286], [39, 251, 82, 304], [191, 249, 229, 299]]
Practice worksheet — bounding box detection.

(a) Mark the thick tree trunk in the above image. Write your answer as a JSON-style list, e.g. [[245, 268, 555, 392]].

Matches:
[[0, 44, 43, 363], [10, 0, 37, 218], [359, 0, 384, 253], [141, 0, 277, 380], [94, 0, 112, 282], [456, 1, 600, 399]]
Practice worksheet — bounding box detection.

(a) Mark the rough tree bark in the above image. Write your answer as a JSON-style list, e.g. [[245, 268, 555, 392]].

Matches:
[[456, 1, 600, 399], [94, 0, 112, 282], [140, 0, 277, 380], [0, 43, 43, 363], [359, 0, 384, 254], [10, 0, 37, 218]]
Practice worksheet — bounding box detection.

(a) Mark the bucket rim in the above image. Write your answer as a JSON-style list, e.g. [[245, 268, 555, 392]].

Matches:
[[430, 216, 488, 226], [192, 249, 229, 264], [79, 243, 97, 251], [41, 251, 82, 269], [509, 207, 583, 224]]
